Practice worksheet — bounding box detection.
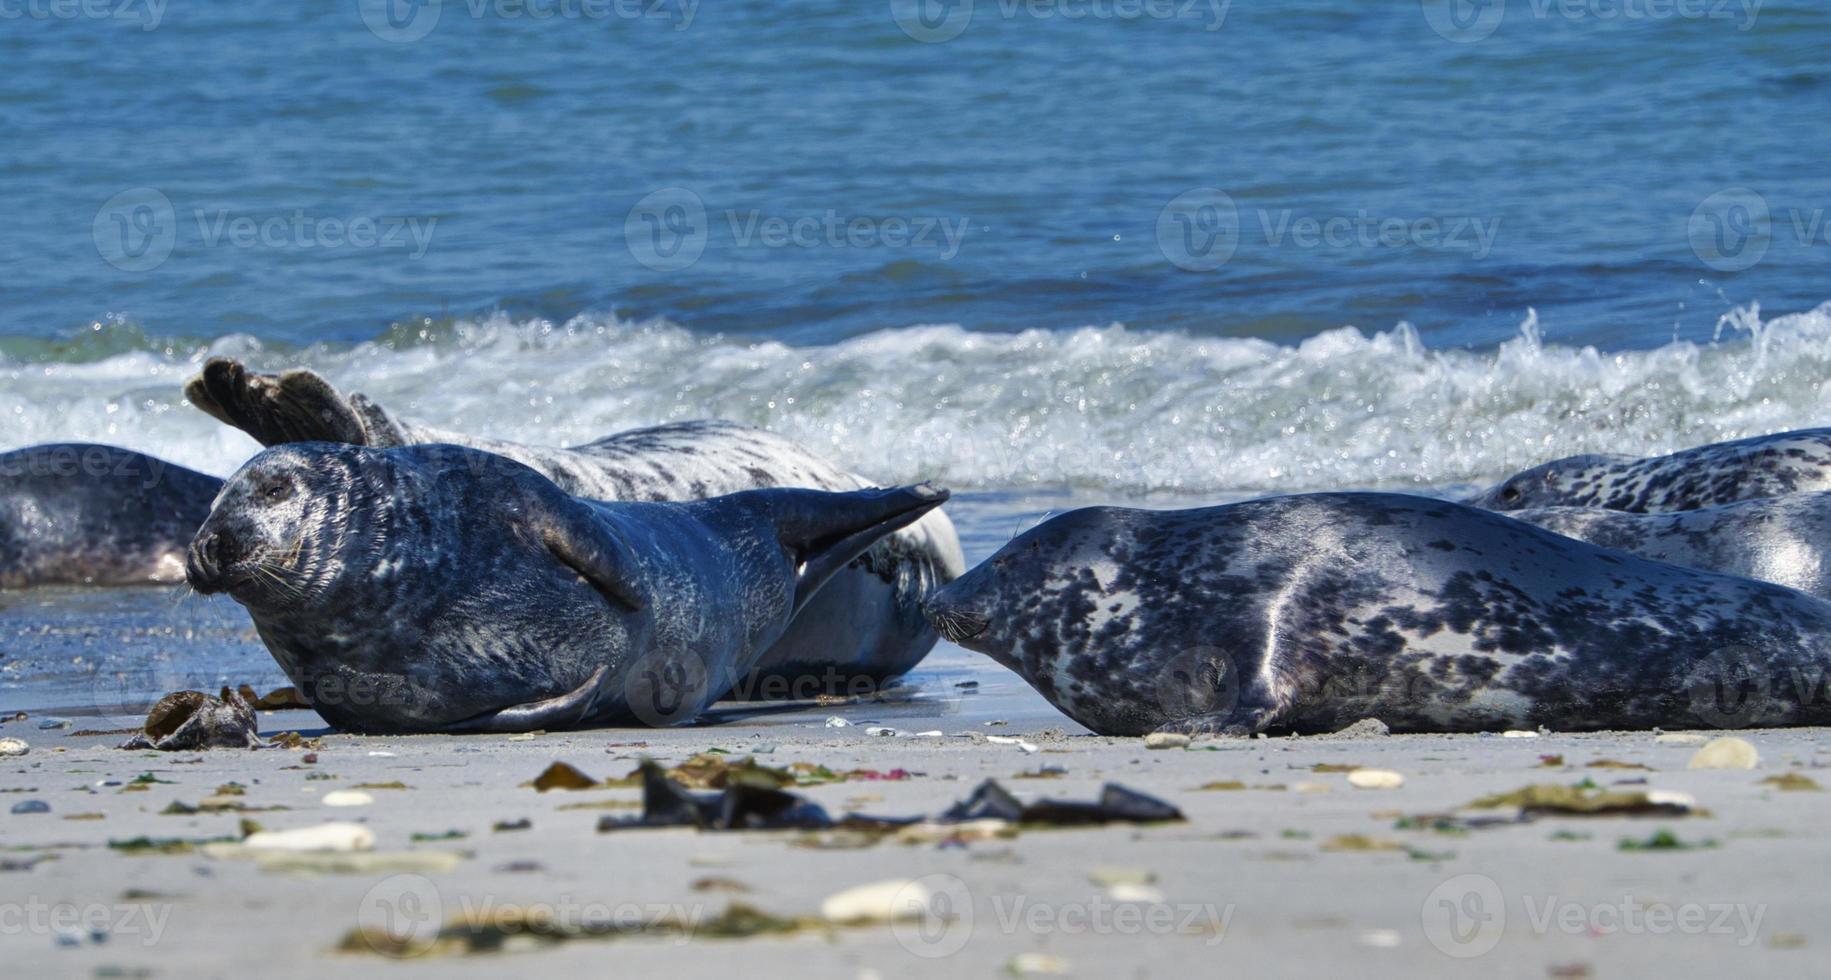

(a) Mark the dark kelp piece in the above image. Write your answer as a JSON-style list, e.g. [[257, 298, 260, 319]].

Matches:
[[119, 688, 263, 751], [600, 762, 835, 831], [944, 780, 1185, 826]]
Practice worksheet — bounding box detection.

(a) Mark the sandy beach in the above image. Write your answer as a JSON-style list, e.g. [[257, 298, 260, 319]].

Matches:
[[4, 679, 1827, 978]]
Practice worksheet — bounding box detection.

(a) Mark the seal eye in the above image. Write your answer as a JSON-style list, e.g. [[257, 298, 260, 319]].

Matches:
[[259, 478, 293, 504], [1501, 486, 1520, 502]]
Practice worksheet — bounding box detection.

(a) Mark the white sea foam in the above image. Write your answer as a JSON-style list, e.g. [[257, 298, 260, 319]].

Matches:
[[6, 303, 1831, 495]]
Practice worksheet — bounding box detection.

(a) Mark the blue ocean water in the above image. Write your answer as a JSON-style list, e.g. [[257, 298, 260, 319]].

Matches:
[[3, 1, 1830, 494]]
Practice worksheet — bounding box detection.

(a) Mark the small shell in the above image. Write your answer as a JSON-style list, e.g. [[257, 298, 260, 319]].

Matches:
[[1347, 768, 1405, 790], [1687, 736, 1759, 770]]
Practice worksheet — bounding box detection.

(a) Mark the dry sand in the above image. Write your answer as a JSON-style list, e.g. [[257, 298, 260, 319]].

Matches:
[[3, 699, 1826, 979]]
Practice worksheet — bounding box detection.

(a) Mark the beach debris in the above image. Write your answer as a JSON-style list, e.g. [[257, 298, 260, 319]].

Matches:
[[109, 834, 240, 856], [0, 738, 27, 757], [819, 879, 930, 924], [1654, 732, 1708, 745], [1196, 780, 1247, 791], [1007, 953, 1071, 975], [865, 726, 899, 737], [911, 730, 943, 737], [986, 735, 1040, 754], [1688, 736, 1759, 770], [1347, 769, 1404, 790], [235, 685, 310, 711], [669, 753, 798, 789], [118, 688, 262, 751], [1358, 929, 1403, 948], [493, 819, 532, 832], [233, 822, 374, 853], [11, 799, 50, 815], [321, 791, 374, 807], [354, 781, 409, 791], [1088, 867, 1155, 887], [1501, 730, 1539, 739], [1586, 759, 1651, 770], [1013, 766, 1067, 779], [824, 716, 850, 728], [1332, 718, 1391, 738], [1618, 829, 1717, 852], [367, 751, 397, 757], [271, 732, 322, 751], [1143, 733, 1189, 750], [237, 850, 465, 875], [1467, 784, 1698, 817], [338, 901, 815, 957], [1310, 763, 1360, 773], [1291, 781, 1332, 793], [1538, 754, 1566, 767], [943, 779, 1183, 826], [598, 762, 839, 832], [36, 717, 70, 730], [1760, 773, 1822, 791], [1320, 834, 1403, 852], [410, 830, 467, 842], [525, 762, 600, 792], [691, 876, 751, 894]]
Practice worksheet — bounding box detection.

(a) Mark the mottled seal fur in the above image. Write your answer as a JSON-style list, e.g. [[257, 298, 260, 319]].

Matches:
[[1470, 428, 1831, 512], [1511, 493, 1831, 600], [924, 492, 1831, 736], [1, 444, 220, 589], [185, 442, 948, 734], [186, 358, 964, 694]]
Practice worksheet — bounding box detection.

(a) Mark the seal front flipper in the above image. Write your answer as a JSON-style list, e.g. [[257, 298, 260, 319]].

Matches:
[[538, 500, 647, 612], [444, 665, 610, 733], [765, 484, 951, 614], [185, 358, 372, 447]]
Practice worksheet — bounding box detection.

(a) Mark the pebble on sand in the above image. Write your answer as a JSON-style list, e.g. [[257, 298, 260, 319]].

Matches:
[[0, 738, 27, 757], [1687, 736, 1759, 770], [1143, 733, 1190, 750], [11, 799, 50, 814], [1347, 769, 1405, 790], [239, 822, 375, 852], [820, 879, 931, 924], [321, 790, 376, 807]]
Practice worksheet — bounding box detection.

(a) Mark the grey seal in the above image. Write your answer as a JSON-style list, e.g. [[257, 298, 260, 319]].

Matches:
[[184, 442, 949, 734], [923, 492, 1831, 736], [1470, 428, 1831, 512], [1510, 492, 1831, 600], [1, 444, 220, 589], [185, 358, 964, 695]]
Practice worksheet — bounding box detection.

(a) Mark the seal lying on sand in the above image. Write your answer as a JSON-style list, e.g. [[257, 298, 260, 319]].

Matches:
[[185, 358, 964, 694], [1470, 428, 1831, 512], [1, 444, 219, 589], [924, 492, 1831, 736], [185, 442, 949, 734], [1510, 493, 1831, 601]]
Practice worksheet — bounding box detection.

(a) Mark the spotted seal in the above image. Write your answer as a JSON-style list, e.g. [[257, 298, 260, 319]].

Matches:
[[185, 442, 948, 733], [185, 358, 965, 695], [1, 444, 220, 589], [1469, 428, 1831, 512], [1510, 493, 1831, 601], [923, 492, 1831, 736]]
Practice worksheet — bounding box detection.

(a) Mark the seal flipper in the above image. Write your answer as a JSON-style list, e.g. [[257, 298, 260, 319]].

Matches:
[[445, 665, 610, 733], [539, 502, 647, 612], [186, 358, 372, 447], [767, 484, 951, 615]]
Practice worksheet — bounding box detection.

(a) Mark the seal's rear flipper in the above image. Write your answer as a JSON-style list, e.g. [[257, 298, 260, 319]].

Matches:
[[445, 665, 609, 733], [185, 358, 373, 447], [769, 484, 951, 615]]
